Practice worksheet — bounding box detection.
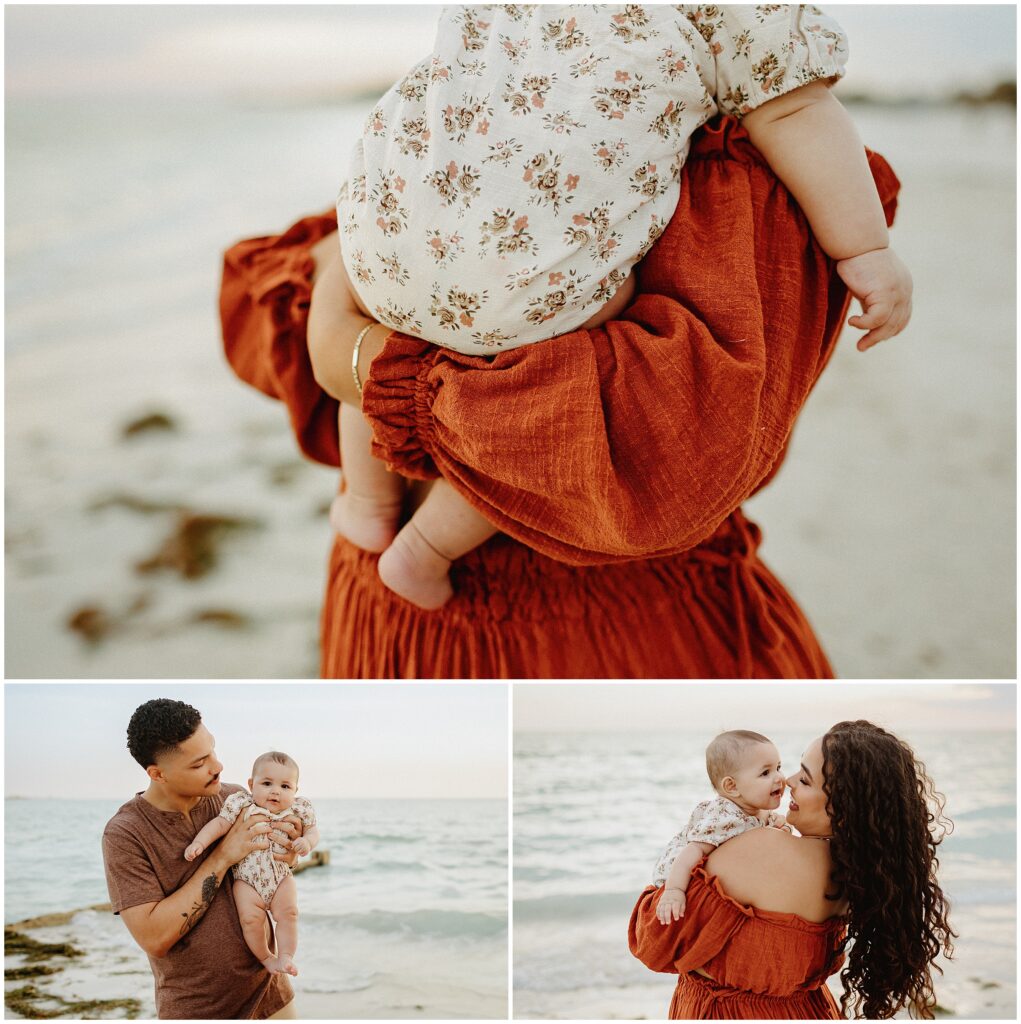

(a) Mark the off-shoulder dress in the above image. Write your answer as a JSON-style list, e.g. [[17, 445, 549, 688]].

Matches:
[[629, 865, 846, 1018], [219, 116, 899, 678]]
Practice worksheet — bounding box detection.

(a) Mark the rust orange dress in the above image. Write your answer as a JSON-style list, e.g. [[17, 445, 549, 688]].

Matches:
[[629, 867, 846, 1019], [219, 117, 900, 679]]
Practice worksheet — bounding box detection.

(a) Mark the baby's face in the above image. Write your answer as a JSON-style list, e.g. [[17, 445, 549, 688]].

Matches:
[[731, 741, 785, 810], [249, 761, 298, 813]]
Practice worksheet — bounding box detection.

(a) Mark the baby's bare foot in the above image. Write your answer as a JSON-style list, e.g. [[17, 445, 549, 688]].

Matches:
[[261, 954, 298, 977], [330, 492, 402, 553], [377, 524, 454, 610]]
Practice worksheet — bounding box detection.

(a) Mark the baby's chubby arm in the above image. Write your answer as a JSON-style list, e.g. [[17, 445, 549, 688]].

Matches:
[[184, 815, 231, 861], [656, 841, 715, 924], [743, 81, 912, 351]]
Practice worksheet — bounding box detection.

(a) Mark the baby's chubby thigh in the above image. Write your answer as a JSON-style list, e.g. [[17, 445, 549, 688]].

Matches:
[[233, 877, 270, 921], [268, 873, 299, 926]]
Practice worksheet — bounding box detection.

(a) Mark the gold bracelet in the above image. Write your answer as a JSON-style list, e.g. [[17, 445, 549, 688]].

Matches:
[[351, 323, 375, 398]]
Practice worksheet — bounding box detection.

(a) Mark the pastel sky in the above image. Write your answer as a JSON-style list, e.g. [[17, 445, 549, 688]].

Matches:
[[514, 682, 1016, 733], [4, 683, 508, 799], [5, 5, 1015, 101]]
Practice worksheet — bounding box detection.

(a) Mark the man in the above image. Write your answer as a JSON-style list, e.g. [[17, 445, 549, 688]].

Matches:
[[102, 699, 299, 1019]]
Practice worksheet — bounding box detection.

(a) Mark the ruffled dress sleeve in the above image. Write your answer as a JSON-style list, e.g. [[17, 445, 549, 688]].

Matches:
[[362, 118, 900, 566], [687, 4, 849, 119], [628, 868, 752, 975], [629, 865, 846, 994]]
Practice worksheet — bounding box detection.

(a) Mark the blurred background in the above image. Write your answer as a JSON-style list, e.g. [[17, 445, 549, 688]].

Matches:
[[513, 682, 1016, 1020], [4, 682, 508, 1019], [5, 5, 1016, 678]]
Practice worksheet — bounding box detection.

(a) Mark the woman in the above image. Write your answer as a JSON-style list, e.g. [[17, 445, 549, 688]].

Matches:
[[219, 117, 900, 678], [629, 720, 955, 1019]]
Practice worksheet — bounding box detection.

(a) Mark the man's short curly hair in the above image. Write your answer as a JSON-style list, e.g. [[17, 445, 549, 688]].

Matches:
[[127, 699, 202, 769]]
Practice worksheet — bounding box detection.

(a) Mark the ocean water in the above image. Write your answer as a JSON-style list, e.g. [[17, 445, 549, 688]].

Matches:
[[5, 797, 507, 1014], [513, 730, 1016, 1019]]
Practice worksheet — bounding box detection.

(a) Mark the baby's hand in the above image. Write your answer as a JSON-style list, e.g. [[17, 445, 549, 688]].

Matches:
[[292, 838, 311, 857], [184, 841, 204, 862], [656, 887, 687, 924], [836, 247, 913, 352]]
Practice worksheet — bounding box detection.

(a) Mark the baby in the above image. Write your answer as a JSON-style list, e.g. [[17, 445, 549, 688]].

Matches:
[[325, 5, 911, 609], [653, 730, 787, 923], [184, 751, 319, 976]]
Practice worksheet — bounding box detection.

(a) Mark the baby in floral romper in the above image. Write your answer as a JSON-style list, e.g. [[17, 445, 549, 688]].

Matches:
[[185, 751, 319, 976], [653, 729, 789, 924], [328, 4, 912, 609]]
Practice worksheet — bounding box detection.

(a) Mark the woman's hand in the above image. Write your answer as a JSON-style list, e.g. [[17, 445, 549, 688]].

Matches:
[[308, 232, 389, 406]]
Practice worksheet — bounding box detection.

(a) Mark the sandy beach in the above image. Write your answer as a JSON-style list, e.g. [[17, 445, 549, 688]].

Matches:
[[4, 907, 504, 1020], [5, 99, 1014, 679]]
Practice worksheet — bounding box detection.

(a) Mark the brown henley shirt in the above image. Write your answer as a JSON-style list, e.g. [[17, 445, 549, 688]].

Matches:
[[102, 783, 292, 1020]]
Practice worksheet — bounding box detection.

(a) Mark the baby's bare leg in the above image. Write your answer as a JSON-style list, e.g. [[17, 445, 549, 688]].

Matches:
[[233, 879, 275, 964], [263, 874, 300, 977], [333, 404, 405, 552], [377, 480, 496, 609]]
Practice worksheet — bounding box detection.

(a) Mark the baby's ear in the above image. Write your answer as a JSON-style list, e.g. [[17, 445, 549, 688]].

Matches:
[[719, 775, 737, 796], [247, 779, 254, 791]]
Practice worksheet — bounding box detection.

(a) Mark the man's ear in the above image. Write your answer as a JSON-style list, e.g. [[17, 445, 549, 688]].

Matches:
[[146, 765, 164, 784]]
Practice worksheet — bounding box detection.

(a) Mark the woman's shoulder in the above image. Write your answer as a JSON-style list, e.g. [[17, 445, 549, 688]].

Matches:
[[704, 829, 840, 923]]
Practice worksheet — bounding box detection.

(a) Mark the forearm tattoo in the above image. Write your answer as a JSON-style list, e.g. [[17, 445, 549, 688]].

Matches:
[[179, 872, 220, 937]]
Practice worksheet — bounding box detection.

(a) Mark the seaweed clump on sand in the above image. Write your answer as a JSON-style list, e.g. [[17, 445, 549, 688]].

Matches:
[[5, 923, 141, 1019], [5, 965, 61, 980], [4, 984, 141, 1020], [4, 928, 83, 962], [120, 412, 177, 439], [136, 512, 261, 579]]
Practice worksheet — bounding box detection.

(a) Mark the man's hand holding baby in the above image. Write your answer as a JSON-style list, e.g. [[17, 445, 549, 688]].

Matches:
[[266, 816, 304, 867]]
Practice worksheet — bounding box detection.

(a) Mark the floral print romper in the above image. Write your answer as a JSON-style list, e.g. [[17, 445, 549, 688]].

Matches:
[[338, 4, 848, 354], [219, 790, 318, 904], [653, 795, 785, 886]]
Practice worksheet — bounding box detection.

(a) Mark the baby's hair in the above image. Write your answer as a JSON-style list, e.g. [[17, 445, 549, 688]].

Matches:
[[705, 730, 772, 790], [251, 750, 299, 780]]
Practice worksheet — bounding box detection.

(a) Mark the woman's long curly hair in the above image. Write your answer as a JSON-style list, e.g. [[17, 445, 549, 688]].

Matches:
[[822, 720, 956, 1019]]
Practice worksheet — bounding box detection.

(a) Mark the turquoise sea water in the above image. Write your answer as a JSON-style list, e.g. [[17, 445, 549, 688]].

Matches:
[[5, 796, 507, 1007], [513, 729, 1015, 1019]]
